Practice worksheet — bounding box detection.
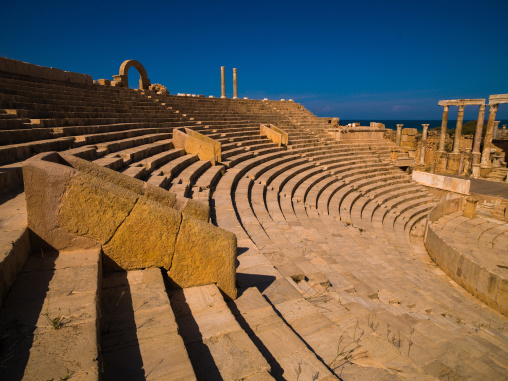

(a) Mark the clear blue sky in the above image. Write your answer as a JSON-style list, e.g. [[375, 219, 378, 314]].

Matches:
[[1, 0, 507, 120]]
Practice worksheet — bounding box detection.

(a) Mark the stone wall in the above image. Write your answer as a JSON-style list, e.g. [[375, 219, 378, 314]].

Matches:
[[0, 57, 93, 86]]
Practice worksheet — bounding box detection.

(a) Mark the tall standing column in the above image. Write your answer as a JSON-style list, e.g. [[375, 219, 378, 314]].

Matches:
[[452, 105, 465, 153], [396, 124, 403, 146], [419, 124, 429, 166], [481, 104, 499, 168], [438, 105, 449, 152], [471, 104, 486, 172], [233, 68, 238, 99], [221, 66, 226, 98]]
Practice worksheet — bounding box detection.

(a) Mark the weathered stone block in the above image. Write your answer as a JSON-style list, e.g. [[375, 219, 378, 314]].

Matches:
[[23, 156, 97, 251], [170, 214, 237, 299], [60, 152, 210, 221], [103, 198, 181, 270], [60, 173, 137, 244], [23, 152, 237, 299]]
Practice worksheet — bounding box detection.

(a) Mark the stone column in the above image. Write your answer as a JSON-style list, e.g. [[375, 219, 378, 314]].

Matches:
[[419, 124, 429, 166], [493, 121, 500, 139], [481, 104, 499, 168], [471, 104, 486, 178], [221, 66, 226, 98], [452, 105, 465, 154], [438, 105, 449, 152], [396, 124, 403, 146], [232, 68, 238, 99]]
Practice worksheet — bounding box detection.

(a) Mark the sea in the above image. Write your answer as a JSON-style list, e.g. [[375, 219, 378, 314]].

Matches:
[[339, 120, 507, 132]]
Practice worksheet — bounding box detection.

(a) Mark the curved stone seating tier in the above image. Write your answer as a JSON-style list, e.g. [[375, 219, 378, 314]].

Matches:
[[305, 176, 341, 209], [426, 199, 508, 317], [210, 148, 508, 379]]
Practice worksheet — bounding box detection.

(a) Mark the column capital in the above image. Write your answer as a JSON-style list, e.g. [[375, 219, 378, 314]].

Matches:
[[458, 104, 465, 111], [489, 103, 499, 112], [479, 104, 486, 111], [422, 124, 430, 129], [396, 124, 404, 129], [442, 105, 449, 110]]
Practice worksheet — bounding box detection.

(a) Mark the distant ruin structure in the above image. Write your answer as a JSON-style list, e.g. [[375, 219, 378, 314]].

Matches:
[[437, 99, 485, 176], [112, 59, 151, 90]]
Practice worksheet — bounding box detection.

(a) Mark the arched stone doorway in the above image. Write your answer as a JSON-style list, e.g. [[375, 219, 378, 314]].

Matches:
[[112, 60, 151, 90]]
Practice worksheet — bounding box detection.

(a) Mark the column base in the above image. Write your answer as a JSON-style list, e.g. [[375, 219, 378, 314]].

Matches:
[[232, 97, 238, 100], [221, 96, 226, 99], [472, 164, 481, 178], [447, 153, 461, 174]]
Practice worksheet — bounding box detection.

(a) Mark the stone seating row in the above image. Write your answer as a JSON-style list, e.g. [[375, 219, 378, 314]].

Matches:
[[211, 143, 508, 380]]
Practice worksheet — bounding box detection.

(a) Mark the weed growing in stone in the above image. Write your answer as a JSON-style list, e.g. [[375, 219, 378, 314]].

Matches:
[[407, 326, 415, 357], [48, 368, 75, 380], [45, 311, 65, 330], [367, 310, 379, 331], [389, 330, 402, 350], [44, 303, 65, 330], [295, 362, 302, 381], [328, 321, 366, 372]]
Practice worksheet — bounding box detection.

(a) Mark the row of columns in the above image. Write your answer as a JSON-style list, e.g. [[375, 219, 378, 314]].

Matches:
[[437, 102, 500, 177], [220, 66, 238, 99]]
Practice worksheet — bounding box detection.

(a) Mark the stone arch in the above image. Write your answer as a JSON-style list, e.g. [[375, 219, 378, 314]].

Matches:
[[112, 60, 151, 89]]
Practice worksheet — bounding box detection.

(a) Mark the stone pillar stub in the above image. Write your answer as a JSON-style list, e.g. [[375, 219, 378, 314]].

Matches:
[[232, 68, 238, 99], [481, 104, 499, 168], [438, 105, 449, 152], [419, 124, 429, 166], [452, 105, 465, 154], [396, 124, 403, 146], [463, 197, 478, 218], [221, 66, 226, 98]]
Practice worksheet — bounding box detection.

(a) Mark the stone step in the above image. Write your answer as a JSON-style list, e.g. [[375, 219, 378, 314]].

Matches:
[[228, 287, 338, 380], [0, 249, 101, 380], [260, 278, 403, 380], [0, 191, 30, 308], [169, 284, 273, 380], [100, 269, 196, 380]]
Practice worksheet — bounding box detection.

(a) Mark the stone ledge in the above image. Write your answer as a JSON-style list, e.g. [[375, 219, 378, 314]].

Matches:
[[412, 171, 470, 195]]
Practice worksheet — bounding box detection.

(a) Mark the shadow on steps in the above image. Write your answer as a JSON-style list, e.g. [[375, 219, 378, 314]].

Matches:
[[0, 250, 57, 381], [100, 271, 145, 380], [166, 278, 223, 381]]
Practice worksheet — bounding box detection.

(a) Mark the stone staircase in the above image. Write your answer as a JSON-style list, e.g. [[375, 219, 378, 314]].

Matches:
[[485, 167, 508, 182]]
